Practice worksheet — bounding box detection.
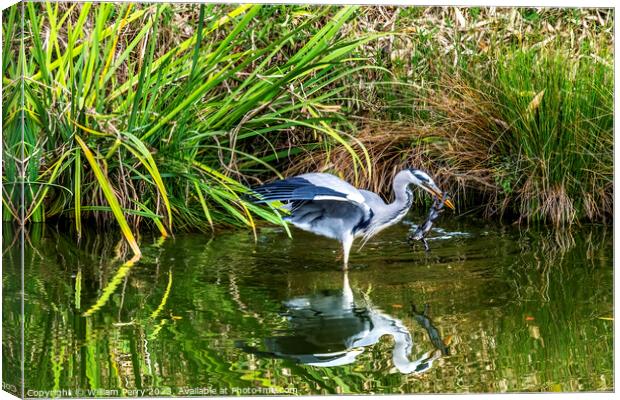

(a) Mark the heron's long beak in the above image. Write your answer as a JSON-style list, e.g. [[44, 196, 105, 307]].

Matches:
[[421, 183, 455, 210]]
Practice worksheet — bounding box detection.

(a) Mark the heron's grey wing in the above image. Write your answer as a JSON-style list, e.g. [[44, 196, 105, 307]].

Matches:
[[252, 173, 371, 217], [297, 173, 366, 204], [251, 173, 373, 240], [252, 176, 355, 204]]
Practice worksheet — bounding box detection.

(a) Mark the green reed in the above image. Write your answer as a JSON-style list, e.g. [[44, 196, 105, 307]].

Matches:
[[2, 3, 375, 250]]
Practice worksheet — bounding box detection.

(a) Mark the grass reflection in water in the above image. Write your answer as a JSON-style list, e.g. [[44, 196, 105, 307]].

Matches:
[[2, 218, 613, 395]]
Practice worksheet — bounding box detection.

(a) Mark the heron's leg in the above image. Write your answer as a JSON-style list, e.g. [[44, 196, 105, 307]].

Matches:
[[342, 236, 353, 270]]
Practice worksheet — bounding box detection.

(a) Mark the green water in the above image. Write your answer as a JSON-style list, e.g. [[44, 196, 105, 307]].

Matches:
[[2, 216, 613, 396]]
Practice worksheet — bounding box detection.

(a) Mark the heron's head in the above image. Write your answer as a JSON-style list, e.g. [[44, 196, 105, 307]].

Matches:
[[406, 169, 455, 210]]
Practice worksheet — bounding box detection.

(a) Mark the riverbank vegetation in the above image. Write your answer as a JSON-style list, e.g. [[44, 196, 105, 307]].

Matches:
[[2, 4, 613, 243]]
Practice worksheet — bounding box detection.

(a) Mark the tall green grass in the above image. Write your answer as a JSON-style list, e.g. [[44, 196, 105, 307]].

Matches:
[[3, 3, 377, 249], [488, 49, 613, 225], [430, 48, 613, 225]]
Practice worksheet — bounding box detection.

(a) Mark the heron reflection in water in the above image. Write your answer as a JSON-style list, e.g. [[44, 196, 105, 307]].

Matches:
[[236, 273, 451, 374]]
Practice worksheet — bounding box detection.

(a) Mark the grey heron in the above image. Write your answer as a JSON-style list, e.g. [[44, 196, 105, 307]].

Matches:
[[252, 169, 455, 268]]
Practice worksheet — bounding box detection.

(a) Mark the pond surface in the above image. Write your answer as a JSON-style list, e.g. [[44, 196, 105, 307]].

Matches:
[[2, 215, 613, 396]]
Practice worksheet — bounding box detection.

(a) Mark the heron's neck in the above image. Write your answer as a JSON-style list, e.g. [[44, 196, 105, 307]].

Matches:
[[391, 329, 416, 373], [383, 173, 414, 225], [372, 312, 427, 374], [391, 329, 440, 374], [361, 172, 414, 237]]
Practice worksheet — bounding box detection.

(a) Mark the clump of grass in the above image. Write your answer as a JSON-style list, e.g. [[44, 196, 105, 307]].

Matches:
[[430, 48, 613, 226], [3, 3, 378, 249], [488, 49, 612, 225]]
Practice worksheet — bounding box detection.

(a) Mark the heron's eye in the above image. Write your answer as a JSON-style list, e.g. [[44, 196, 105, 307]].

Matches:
[[413, 172, 429, 183]]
